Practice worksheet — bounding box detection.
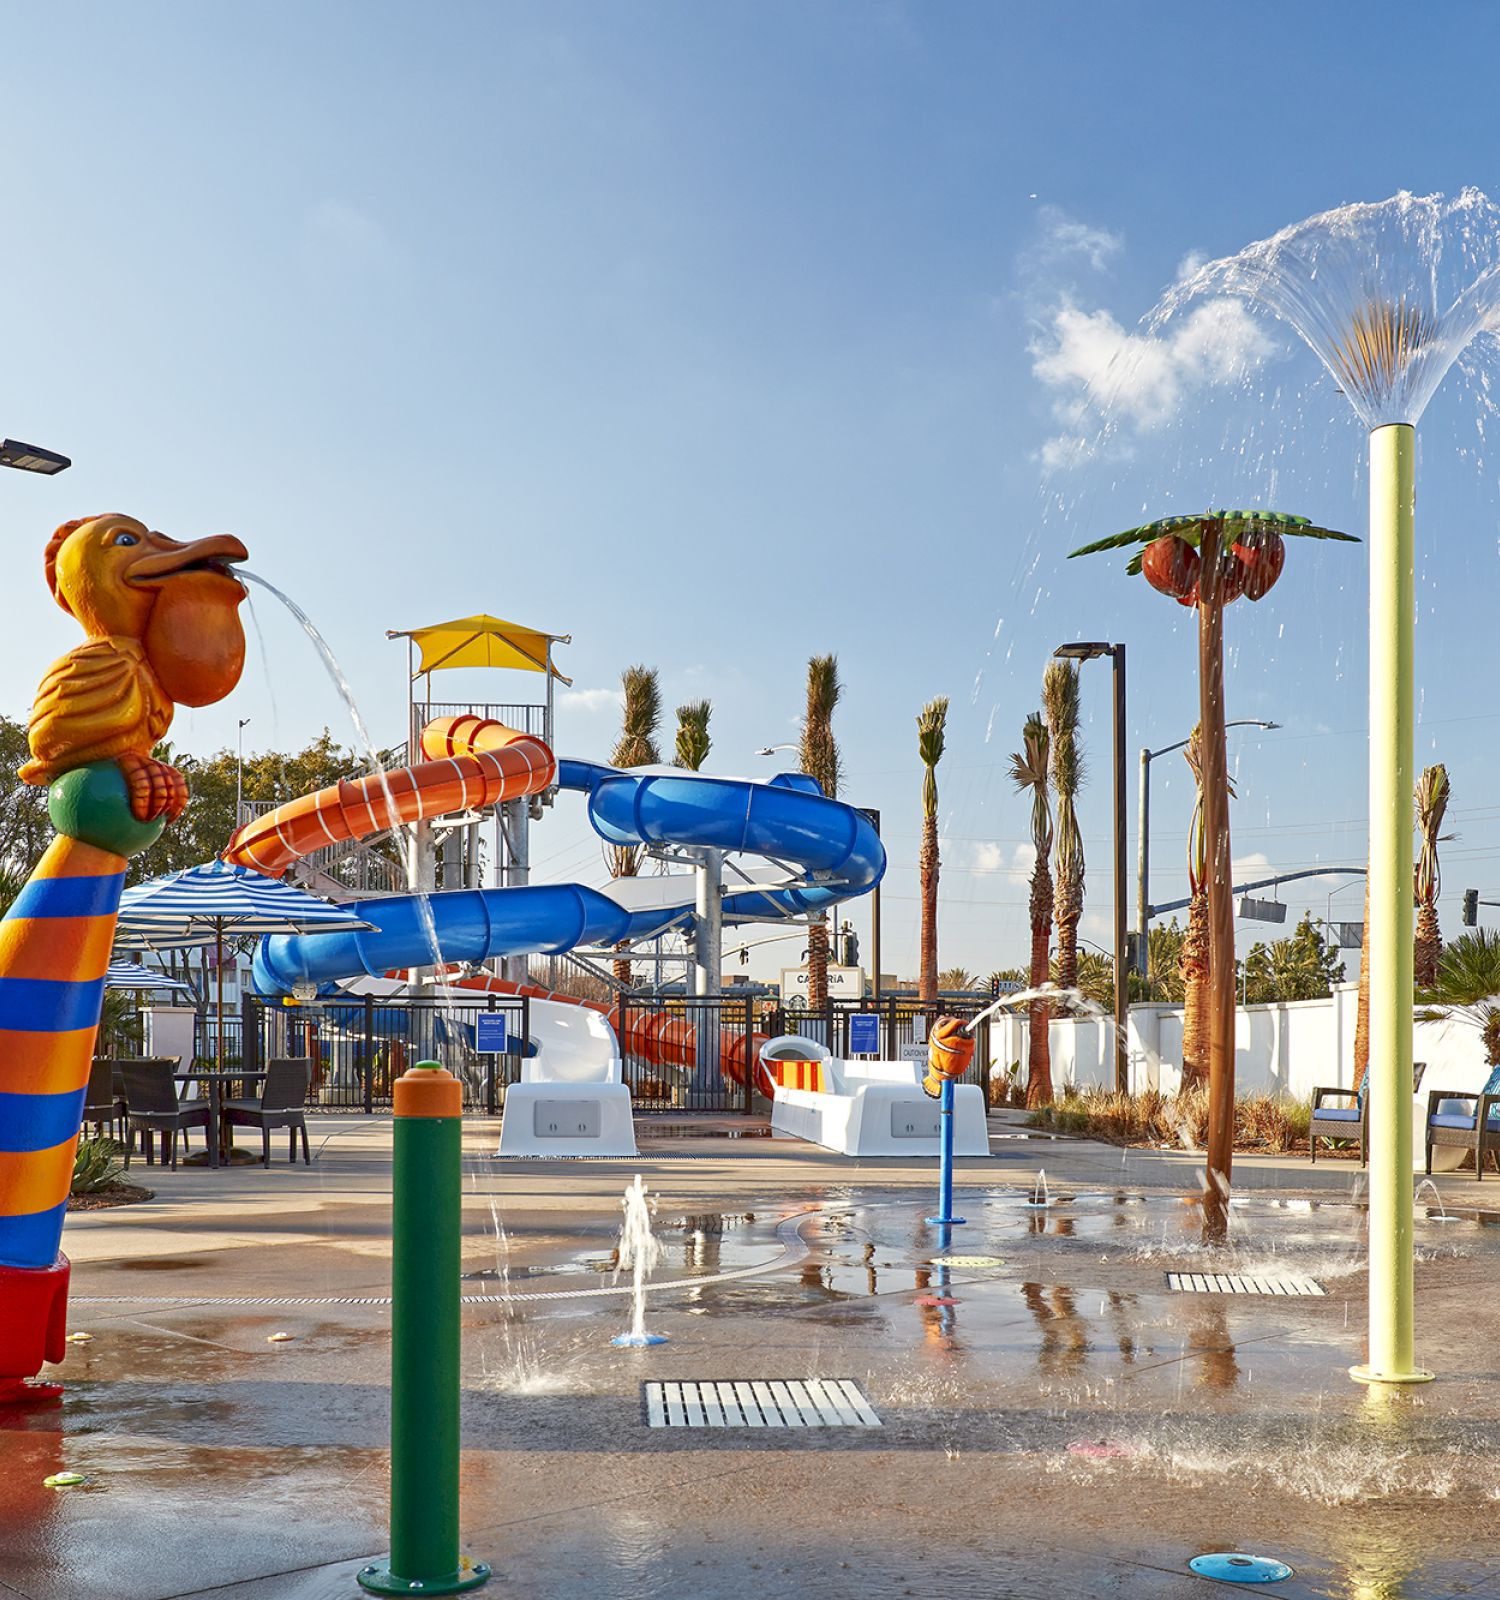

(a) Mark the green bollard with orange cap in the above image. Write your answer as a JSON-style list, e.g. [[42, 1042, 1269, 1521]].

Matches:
[[358, 1062, 490, 1595]]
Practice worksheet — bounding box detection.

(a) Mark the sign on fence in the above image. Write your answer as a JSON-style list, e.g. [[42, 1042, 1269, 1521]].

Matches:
[[847, 1013, 880, 1055], [779, 964, 865, 1002], [475, 1012, 509, 1054]]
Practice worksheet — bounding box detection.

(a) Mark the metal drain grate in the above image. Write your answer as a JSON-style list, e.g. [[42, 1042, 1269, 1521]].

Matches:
[[1166, 1272, 1325, 1297], [644, 1379, 880, 1429]]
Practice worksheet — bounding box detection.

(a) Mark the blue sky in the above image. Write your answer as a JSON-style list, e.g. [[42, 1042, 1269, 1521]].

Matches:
[[5, 2, 1500, 982]]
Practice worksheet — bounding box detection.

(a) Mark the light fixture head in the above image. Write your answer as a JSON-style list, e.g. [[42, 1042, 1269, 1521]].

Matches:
[[0, 438, 71, 475], [1052, 640, 1115, 661]]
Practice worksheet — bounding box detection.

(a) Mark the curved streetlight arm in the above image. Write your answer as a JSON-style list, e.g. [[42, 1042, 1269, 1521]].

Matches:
[[1149, 865, 1366, 919], [1144, 718, 1281, 764]]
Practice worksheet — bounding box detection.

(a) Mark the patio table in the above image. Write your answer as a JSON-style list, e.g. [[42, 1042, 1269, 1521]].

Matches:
[[173, 1071, 267, 1168]]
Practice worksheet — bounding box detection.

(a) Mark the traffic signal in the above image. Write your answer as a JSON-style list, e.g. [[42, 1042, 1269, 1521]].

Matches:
[[841, 927, 860, 968], [1463, 888, 1479, 927]]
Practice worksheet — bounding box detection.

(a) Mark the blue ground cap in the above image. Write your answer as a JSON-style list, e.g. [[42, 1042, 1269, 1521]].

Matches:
[[1189, 1553, 1294, 1584]]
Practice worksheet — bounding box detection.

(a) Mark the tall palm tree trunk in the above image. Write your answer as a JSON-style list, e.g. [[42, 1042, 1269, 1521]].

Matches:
[[1026, 857, 1054, 1106], [919, 807, 939, 1007], [800, 655, 842, 1011], [1180, 886, 1210, 1089]]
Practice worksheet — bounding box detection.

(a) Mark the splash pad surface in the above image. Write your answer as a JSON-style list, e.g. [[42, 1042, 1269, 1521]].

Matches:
[[11, 1116, 1500, 1599]]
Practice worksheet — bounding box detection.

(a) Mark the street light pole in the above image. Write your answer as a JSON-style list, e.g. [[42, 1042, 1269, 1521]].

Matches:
[[861, 808, 882, 1005], [1137, 719, 1280, 977], [1053, 641, 1128, 1093], [235, 718, 251, 825]]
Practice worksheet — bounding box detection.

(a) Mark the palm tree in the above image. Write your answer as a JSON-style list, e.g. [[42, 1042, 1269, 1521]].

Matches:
[[1414, 763, 1449, 988], [937, 966, 976, 992], [606, 664, 661, 984], [799, 654, 841, 1009], [916, 696, 949, 1008], [1053, 949, 1115, 1012], [1416, 929, 1500, 1071], [1043, 661, 1084, 992], [673, 699, 712, 772], [1008, 711, 1054, 1106]]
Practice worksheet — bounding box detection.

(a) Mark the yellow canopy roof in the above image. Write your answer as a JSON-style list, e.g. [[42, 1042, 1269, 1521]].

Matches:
[[395, 615, 572, 682]]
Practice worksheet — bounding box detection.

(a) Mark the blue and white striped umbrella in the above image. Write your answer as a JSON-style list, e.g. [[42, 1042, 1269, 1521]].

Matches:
[[105, 958, 195, 994], [116, 860, 374, 948], [115, 861, 374, 1065]]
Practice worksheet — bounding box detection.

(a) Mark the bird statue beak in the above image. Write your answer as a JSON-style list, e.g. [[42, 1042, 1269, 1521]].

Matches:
[[128, 533, 249, 591]]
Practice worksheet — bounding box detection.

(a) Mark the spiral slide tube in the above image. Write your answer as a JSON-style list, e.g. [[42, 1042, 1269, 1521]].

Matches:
[[242, 723, 885, 1085]]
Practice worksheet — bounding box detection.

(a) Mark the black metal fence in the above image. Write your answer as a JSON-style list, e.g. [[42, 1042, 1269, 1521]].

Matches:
[[209, 990, 996, 1115]]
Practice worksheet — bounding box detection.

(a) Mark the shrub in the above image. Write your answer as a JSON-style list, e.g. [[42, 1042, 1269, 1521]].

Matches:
[[1026, 1085, 1315, 1152], [71, 1136, 126, 1195]]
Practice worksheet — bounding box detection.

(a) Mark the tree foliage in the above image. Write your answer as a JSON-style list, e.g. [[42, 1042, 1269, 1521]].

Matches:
[[1238, 915, 1345, 1005], [673, 699, 712, 771]]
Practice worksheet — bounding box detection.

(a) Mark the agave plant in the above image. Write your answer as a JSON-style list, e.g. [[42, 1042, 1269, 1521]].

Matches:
[[1008, 711, 1054, 1106], [71, 1136, 126, 1196], [799, 654, 842, 1008], [916, 696, 949, 1008]]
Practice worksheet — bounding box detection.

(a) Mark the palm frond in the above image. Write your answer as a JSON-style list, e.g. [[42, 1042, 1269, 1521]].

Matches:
[[800, 653, 842, 798], [916, 696, 948, 820], [673, 699, 713, 771], [1414, 763, 1449, 903], [1070, 509, 1357, 561], [1008, 712, 1052, 858], [610, 664, 661, 769]]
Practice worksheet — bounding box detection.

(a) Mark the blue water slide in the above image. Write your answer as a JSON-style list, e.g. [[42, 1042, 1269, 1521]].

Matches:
[[253, 761, 884, 995]]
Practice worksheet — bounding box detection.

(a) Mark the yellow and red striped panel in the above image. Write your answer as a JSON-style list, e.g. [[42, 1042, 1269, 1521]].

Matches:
[[0, 836, 125, 1270], [765, 1059, 824, 1094]]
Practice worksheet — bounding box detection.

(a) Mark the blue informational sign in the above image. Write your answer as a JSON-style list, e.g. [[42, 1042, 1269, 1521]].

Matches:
[[848, 1013, 880, 1056], [475, 1012, 509, 1054]]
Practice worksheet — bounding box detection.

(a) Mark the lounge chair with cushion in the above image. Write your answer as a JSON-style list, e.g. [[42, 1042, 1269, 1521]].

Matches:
[[1309, 1067, 1369, 1164], [1424, 1065, 1500, 1179]]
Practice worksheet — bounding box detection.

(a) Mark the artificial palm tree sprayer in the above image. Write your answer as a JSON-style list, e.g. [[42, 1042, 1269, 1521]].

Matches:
[[1071, 510, 1356, 1237]]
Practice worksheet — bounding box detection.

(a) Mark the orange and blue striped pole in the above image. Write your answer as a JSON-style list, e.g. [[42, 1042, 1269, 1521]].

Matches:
[[0, 762, 161, 1403]]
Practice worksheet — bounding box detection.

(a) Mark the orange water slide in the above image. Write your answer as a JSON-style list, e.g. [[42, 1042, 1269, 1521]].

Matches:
[[224, 715, 555, 877]]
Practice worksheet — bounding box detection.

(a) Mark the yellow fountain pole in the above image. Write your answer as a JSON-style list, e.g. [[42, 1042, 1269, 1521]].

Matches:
[[1352, 423, 1431, 1386]]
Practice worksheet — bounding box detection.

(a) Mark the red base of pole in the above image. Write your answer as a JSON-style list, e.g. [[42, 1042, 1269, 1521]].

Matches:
[[0, 1256, 71, 1400]]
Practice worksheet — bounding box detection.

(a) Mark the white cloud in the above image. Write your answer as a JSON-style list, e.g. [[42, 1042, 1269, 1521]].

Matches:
[[1231, 851, 1273, 878], [1029, 296, 1276, 461], [1028, 205, 1123, 275], [1176, 249, 1208, 282], [557, 686, 623, 717]]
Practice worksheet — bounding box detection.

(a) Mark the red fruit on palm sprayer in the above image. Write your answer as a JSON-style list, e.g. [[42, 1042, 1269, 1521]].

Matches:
[[1176, 581, 1199, 609], [1232, 529, 1285, 600], [1141, 534, 1199, 598]]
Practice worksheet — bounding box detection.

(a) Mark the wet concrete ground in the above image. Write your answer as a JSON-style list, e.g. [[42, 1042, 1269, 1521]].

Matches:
[[4, 1114, 1499, 1599]]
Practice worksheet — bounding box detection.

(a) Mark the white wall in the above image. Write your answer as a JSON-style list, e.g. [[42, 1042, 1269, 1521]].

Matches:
[[989, 982, 1492, 1103]]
